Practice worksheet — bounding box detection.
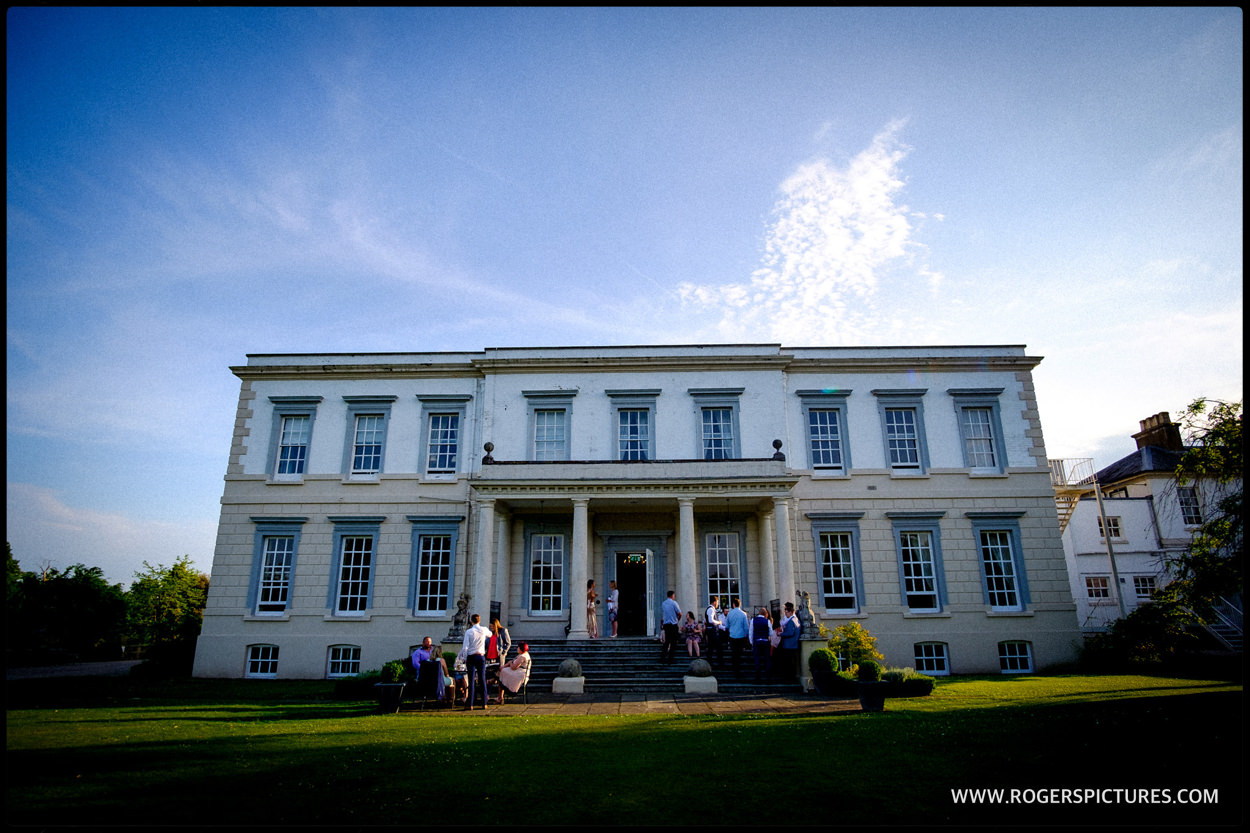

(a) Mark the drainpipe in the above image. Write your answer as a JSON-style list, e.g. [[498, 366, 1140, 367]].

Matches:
[[1092, 478, 1128, 619]]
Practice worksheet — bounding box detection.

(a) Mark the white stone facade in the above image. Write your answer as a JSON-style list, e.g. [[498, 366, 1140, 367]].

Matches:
[[193, 344, 1081, 680]]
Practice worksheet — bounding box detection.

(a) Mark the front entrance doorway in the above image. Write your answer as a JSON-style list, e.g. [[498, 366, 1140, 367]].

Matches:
[[615, 552, 649, 636]]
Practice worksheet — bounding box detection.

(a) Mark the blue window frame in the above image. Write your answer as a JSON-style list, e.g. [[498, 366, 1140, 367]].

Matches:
[[327, 516, 384, 616], [808, 512, 865, 613], [407, 515, 464, 615], [524, 519, 570, 615], [342, 396, 396, 478], [967, 512, 1030, 611], [887, 512, 947, 612], [948, 388, 1007, 473], [267, 397, 322, 481], [417, 395, 471, 478], [247, 517, 307, 616], [607, 390, 660, 461], [689, 388, 744, 460], [797, 390, 852, 473], [524, 390, 577, 461], [873, 390, 930, 474]]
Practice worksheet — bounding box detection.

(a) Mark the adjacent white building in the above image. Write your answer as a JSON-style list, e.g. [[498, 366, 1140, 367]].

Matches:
[[192, 343, 1082, 680], [1055, 413, 1227, 634]]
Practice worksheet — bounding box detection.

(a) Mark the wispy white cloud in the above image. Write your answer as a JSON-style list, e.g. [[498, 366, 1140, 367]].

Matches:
[[676, 120, 941, 344], [6, 483, 217, 585]]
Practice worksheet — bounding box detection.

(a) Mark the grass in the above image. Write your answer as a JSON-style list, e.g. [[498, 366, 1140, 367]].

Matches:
[[5, 673, 1243, 827]]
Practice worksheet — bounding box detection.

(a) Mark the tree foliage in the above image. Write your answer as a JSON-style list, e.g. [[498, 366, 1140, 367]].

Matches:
[[6, 544, 128, 664], [1166, 398, 1243, 616]]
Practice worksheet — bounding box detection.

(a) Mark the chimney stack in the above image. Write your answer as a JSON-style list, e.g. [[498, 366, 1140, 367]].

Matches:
[[1132, 412, 1183, 451]]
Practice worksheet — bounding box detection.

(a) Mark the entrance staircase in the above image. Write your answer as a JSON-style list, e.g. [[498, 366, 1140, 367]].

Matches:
[[516, 635, 804, 695]]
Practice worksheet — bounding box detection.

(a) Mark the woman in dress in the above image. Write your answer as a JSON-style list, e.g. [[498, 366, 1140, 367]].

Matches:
[[683, 610, 703, 657], [586, 579, 599, 639], [497, 643, 531, 703]]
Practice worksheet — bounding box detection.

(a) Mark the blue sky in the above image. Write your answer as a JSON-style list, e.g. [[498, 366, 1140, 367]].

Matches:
[[7, 7, 1242, 585]]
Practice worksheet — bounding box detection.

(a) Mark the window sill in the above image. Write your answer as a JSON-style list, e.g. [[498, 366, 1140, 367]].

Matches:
[[244, 614, 291, 622], [342, 475, 381, 485], [902, 611, 951, 619], [985, 609, 1034, 617], [821, 610, 866, 618], [811, 469, 851, 480], [266, 478, 306, 486], [324, 614, 373, 622], [889, 470, 930, 479], [967, 471, 1009, 478], [406, 613, 449, 621]]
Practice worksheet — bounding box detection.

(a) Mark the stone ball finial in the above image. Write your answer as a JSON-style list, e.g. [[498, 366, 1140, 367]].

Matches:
[[688, 658, 713, 677], [482, 441, 495, 464], [558, 658, 582, 678], [772, 438, 786, 461]]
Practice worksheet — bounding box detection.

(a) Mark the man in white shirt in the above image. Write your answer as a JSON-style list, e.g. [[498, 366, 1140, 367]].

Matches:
[[608, 580, 620, 638], [459, 613, 491, 710], [723, 598, 751, 678], [704, 596, 724, 664]]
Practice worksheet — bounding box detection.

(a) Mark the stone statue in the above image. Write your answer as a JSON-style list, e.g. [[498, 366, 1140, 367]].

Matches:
[[447, 592, 471, 640], [796, 589, 818, 639]]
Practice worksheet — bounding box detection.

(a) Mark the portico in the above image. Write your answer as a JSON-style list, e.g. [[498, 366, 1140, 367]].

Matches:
[[469, 458, 801, 640]]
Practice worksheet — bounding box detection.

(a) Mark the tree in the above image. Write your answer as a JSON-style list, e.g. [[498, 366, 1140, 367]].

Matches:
[[1164, 398, 1243, 617], [126, 556, 209, 674], [5, 545, 128, 664]]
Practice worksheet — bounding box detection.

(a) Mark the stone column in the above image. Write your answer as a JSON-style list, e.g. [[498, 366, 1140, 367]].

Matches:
[[774, 496, 795, 607], [493, 510, 511, 623], [759, 507, 778, 607], [567, 498, 591, 639], [474, 499, 496, 622], [678, 497, 698, 616]]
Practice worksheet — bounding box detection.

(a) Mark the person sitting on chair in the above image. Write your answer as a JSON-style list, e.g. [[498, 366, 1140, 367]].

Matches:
[[496, 643, 531, 704], [410, 637, 450, 704]]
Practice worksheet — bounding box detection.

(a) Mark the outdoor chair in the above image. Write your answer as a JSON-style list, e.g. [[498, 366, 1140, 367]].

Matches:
[[411, 660, 444, 709]]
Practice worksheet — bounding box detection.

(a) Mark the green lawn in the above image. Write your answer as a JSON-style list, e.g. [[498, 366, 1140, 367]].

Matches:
[[6, 674, 1243, 827]]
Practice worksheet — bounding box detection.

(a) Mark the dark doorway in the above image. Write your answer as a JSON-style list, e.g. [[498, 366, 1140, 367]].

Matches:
[[615, 552, 648, 636]]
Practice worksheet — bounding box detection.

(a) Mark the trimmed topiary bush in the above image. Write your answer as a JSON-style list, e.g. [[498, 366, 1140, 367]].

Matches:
[[808, 648, 838, 675], [857, 659, 883, 682]]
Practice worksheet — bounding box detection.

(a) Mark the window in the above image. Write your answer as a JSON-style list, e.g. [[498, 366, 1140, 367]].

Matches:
[[327, 645, 361, 678], [809, 513, 864, 613], [1178, 487, 1202, 526], [998, 641, 1033, 673], [899, 531, 939, 611], [968, 513, 1030, 612], [889, 512, 945, 613], [701, 408, 735, 459], [1098, 516, 1123, 539], [268, 397, 321, 481], [704, 532, 742, 605], [258, 537, 295, 613], [407, 515, 463, 615], [246, 644, 279, 678], [427, 414, 459, 474], [818, 531, 858, 612], [342, 396, 395, 478], [914, 643, 949, 676], [1133, 575, 1157, 600], [980, 530, 1022, 609], [528, 532, 566, 614], [607, 390, 658, 461], [949, 388, 1007, 473], [689, 388, 743, 460], [248, 518, 306, 616], [328, 517, 382, 616], [525, 390, 576, 461], [619, 409, 651, 460], [873, 390, 929, 473], [798, 390, 852, 473], [1085, 575, 1112, 601], [417, 395, 471, 479]]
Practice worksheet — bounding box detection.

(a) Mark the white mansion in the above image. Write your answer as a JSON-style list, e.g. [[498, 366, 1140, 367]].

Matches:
[[192, 344, 1082, 680]]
